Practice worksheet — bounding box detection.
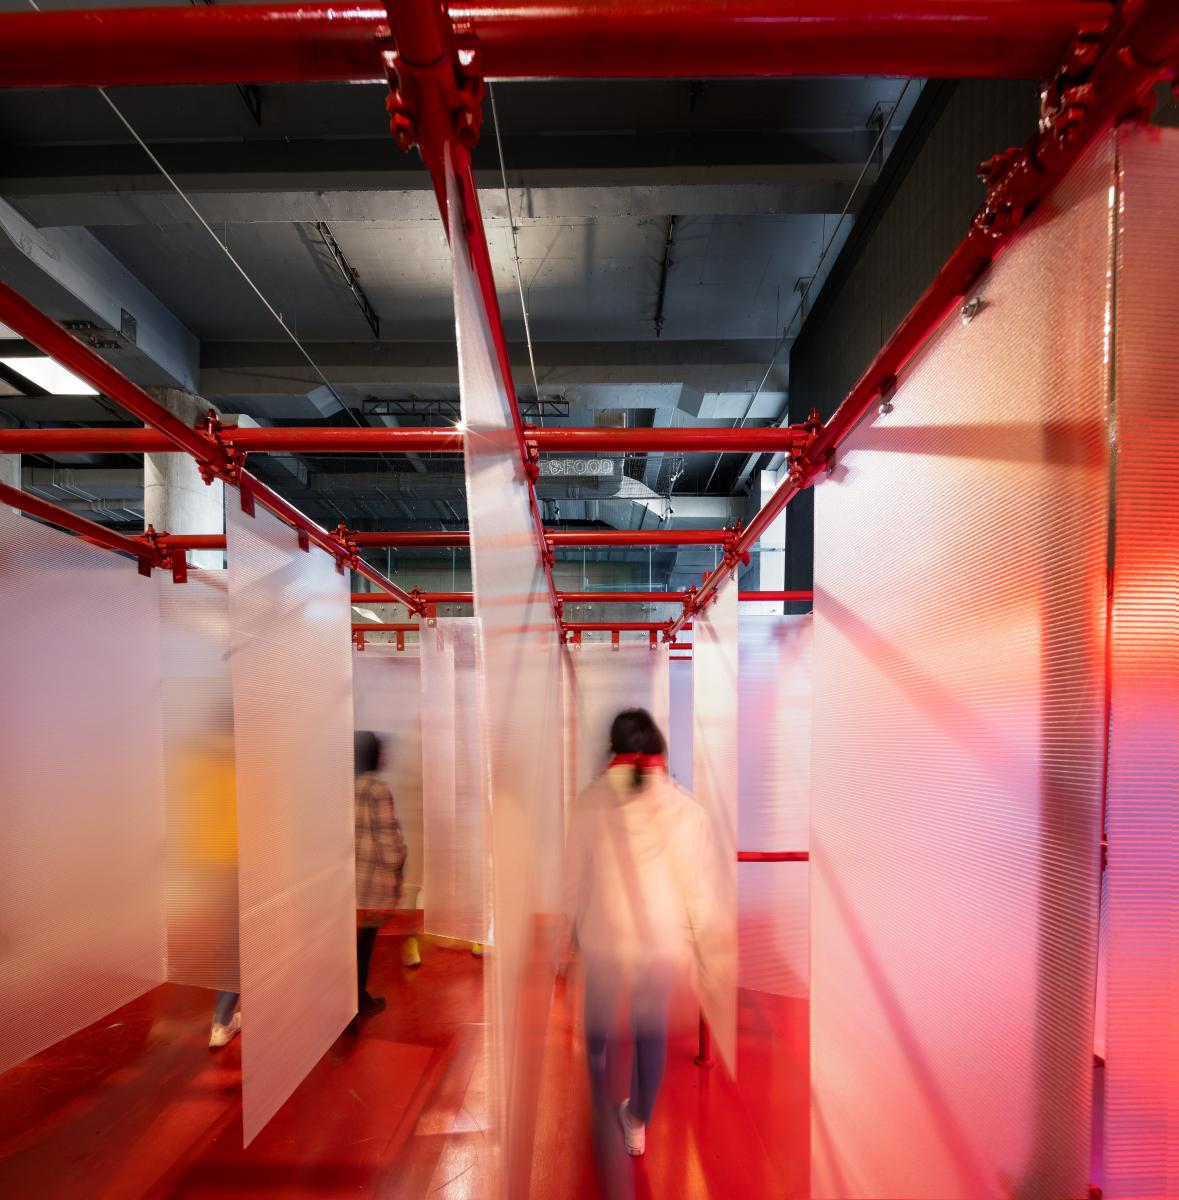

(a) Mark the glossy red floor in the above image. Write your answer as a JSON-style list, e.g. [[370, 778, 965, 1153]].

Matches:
[[0, 929, 808, 1198]]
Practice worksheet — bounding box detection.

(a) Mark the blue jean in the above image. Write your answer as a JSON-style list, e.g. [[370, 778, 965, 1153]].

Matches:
[[583, 960, 671, 1124], [213, 991, 238, 1027]]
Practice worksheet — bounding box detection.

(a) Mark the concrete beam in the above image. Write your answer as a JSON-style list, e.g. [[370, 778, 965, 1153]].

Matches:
[[0, 197, 200, 392], [7, 166, 875, 228], [199, 339, 789, 405]]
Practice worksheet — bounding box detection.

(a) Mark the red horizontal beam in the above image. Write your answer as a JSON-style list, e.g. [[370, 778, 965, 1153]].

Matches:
[[0, 2, 1103, 88], [160, 528, 741, 551], [562, 622, 668, 632], [0, 480, 158, 566], [546, 529, 728, 547], [351, 623, 420, 633], [559, 590, 813, 604], [351, 591, 471, 605], [0, 425, 806, 455], [737, 851, 810, 863]]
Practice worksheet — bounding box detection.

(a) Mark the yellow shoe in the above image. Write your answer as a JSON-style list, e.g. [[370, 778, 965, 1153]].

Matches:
[[470, 942, 483, 958], [401, 936, 421, 968]]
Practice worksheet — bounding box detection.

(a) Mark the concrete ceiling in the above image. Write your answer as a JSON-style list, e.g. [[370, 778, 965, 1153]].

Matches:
[[0, 65, 921, 589]]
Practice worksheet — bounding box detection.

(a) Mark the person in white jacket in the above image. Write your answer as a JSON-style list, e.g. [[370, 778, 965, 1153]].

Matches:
[[563, 708, 714, 1188]]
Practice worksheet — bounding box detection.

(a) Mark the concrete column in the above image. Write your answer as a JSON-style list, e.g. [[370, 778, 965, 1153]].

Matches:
[[144, 387, 224, 569], [0, 415, 19, 512], [744, 466, 787, 614]]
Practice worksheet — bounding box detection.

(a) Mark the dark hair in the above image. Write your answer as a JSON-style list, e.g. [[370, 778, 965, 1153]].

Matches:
[[608, 708, 666, 791], [354, 730, 382, 776]]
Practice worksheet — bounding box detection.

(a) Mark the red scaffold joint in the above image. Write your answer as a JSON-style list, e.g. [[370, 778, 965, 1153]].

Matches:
[[138, 524, 188, 584], [379, 0, 485, 206]]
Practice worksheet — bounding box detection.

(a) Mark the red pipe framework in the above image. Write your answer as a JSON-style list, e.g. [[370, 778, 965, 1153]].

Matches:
[[0, 425, 808, 455], [352, 590, 813, 605], [0, 283, 421, 611], [146, 529, 742, 552], [668, 0, 1179, 640], [0, 2, 1108, 88]]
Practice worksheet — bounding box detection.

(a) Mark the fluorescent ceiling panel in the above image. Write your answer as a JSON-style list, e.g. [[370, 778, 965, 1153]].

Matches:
[[0, 356, 98, 395]]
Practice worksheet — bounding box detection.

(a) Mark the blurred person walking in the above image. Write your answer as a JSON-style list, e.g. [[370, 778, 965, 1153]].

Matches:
[[563, 708, 715, 1196], [353, 731, 407, 1021]]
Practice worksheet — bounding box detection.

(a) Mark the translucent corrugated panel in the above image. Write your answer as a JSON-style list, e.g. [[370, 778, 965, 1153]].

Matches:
[[419, 618, 487, 943], [1102, 126, 1179, 1200], [449, 157, 565, 1197], [738, 614, 811, 999], [0, 505, 167, 1075], [566, 642, 670, 796], [158, 568, 239, 992], [811, 134, 1113, 1199], [668, 655, 693, 789], [226, 500, 356, 1145], [353, 646, 424, 909], [692, 580, 739, 1074]]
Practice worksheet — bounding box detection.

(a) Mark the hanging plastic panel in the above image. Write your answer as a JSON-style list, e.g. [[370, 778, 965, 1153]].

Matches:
[[1102, 126, 1179, 1200], [419, 618, 487, 943], [226, 500, 356, 1145], [668, 656, 693, 789], [738, 614, 811, 999], [692, 579, 739, 1074], [566, 642, 670, 796], [449, 156, 564, 1197], [0, 506, 166, 1075], [158, 568, 239, 992], [810, 134, 1113, 1199], [353, 646, 424, 910]]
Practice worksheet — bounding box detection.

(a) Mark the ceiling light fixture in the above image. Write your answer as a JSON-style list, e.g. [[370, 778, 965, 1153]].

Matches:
[[0, 356, 98, 395]]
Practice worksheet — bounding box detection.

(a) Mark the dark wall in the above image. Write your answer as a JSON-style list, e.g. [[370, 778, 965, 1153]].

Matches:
[[785, 79, 1040, 595]]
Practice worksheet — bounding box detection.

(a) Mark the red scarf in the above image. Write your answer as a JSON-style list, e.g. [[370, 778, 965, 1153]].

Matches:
[[608, 753, 666, 773]]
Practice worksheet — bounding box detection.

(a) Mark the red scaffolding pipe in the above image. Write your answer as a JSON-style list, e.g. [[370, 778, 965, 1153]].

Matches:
[[0, 2, 1107, 88], [148, 528, 751, 551], [668, 0, 1179, 640], [737, 851, 810, 863], [546, 529, 728, 547], [0, 480, 160, 568], [0, 285, 422, 612], [351, 622, 420, 632], [0, 283, 232, 477], [0, 425, 811, 455]]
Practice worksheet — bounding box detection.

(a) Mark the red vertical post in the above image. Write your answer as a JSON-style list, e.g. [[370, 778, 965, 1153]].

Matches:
[[694, 1014, 715, 1069]]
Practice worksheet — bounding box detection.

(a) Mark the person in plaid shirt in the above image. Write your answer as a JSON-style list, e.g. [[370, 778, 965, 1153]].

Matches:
[[353, 731, 407, 1018]]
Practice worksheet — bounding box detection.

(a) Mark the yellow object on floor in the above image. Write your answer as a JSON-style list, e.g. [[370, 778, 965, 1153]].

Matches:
[[401, 936, 421, 968]]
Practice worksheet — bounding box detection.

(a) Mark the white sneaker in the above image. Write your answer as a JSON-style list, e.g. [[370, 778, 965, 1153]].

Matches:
[[618, 1099, 645, 1157], [209, 1011, 241, 1049]]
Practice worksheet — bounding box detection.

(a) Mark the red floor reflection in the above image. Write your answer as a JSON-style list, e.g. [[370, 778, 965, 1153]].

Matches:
[[0, 930, 807, 1198]]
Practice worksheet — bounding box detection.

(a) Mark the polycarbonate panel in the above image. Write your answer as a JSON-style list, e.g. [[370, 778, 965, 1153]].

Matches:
[[810, 134, 1113, 1199], [158, 568, 239, 992], [450, 157, 565, 1197], [226, 500, 355, 1145], [1102, 126, 1179, 1200], [419, 618, 487, 943], [0, 505, 166, 1075], [668, 656, 693, 789], [353, 646, 424, 908], [738, 615, 811, 998], [691, 580, 739, 1074], [566, 643, 670, 796]]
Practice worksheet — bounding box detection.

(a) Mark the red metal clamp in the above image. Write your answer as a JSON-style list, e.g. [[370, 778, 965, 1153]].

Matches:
[[195, 409, 246, 485], [331, 522, 361, 575], [139, 524, 188, 584], [523, 437, 541, 485], [722, 521, 750, 571], [379, 2, 485, 173], [353, 628, 367, 651]]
